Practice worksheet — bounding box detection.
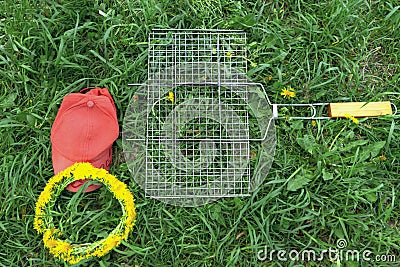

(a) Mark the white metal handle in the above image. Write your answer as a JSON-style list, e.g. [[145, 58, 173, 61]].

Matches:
[[271, 103, 330, 120]]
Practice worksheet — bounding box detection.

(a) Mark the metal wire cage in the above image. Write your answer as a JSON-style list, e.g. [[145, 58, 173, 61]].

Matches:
[[123, 29, 276, 206]]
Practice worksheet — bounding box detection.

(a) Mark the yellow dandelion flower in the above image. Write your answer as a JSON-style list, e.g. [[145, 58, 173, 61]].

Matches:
[[102, 234, 122, 252], [344, 113, 359, 124], [43, 229, 54, 242], [72, 162, 94, 180], [37, 189, 51, 203], [111, 184, 129, 200], [168, 91, 174, 103], [48, 240, 72, 257], [280, 87, 296, 98], [226, 51, 232, 57], [351, 117, 359, 124], [55, 166, 74, 180], [46, 239, 58, 248], [311, 120, 316, 127], [94, 166, 108, 177]]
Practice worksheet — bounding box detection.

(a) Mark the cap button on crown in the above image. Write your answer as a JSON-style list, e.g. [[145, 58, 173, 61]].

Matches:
[[87, 100, 95, 107]]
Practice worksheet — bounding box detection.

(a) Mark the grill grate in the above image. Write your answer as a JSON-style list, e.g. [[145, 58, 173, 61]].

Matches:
[[123, 29, 276, 206], [147, 30, 250, 199]]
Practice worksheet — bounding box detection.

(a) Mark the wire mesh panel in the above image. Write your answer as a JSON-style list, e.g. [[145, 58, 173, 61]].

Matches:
[[146, 84, 251, 198], [123, 29, 276, 206], [148, 29, 248, 84]]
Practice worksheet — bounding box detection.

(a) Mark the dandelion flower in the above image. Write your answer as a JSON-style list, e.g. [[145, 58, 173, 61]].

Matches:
[[168, 91, 174, 103], [344, 113, 359, 124], [280, 87, 296, 98], [226, 51, 232, 57], [351, 117, 359, 124], [311, 120, 316, 127]]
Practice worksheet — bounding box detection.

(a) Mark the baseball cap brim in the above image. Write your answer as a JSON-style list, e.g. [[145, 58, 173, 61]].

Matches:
[[52, 146, 112, 193]]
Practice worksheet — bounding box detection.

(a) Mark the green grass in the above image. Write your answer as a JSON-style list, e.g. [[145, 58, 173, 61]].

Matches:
[[1, 0, 399, 266]]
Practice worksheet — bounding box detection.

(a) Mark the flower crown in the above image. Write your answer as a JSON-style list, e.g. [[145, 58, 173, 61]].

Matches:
[[34, 162, 136, 264]]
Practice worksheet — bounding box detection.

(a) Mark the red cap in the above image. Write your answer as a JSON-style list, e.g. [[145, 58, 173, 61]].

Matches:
[[50, 88, 119, 192]]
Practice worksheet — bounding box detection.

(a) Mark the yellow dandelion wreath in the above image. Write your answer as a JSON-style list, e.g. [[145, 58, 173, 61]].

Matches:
[[34, 162, 136, 265]]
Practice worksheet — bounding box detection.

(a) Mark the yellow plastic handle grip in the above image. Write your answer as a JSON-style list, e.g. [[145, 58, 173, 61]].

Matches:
[[328, 101, 393, 118]]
